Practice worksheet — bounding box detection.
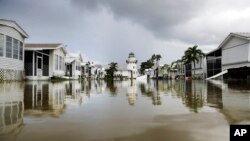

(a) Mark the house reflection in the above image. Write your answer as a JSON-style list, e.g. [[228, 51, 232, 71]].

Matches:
[[80, 80, 105, 96], [206, 80, 223, 109], [221, 81, 250, 123], [174, 80, 207, 113], [24, 81, 66, 117], [0, 82, 24, 135], [65, 81, 84, 107]]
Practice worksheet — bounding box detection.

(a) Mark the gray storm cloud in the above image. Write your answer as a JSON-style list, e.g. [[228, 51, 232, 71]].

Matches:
[[70, 0, 204, 42], [70, 0, 250, 45], [1, 0, 250, 64]]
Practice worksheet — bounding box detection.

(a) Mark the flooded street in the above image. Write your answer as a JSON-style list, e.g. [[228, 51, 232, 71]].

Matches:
[[1, 80, 250, 141]]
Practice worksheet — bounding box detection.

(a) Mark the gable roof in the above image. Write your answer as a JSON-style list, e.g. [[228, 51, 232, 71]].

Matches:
[[218, 32, 250, 49], [25, 43, 67, 54], [65, 52, 83, 63], [0, 19, 29, 38], [232, 32, 250, 38], [206, 32, 250, 55]]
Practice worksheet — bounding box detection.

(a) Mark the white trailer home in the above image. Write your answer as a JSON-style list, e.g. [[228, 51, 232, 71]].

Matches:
[[0, 19, 28, 80], [205, 32, 250, 80], [65, 53, 83, 79], [24, 43, 67, 80]]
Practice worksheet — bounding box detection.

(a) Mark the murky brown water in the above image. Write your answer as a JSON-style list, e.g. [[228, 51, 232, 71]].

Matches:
[[0, 79, 250, 141]]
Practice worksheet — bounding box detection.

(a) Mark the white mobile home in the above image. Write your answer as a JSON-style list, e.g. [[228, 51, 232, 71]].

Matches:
[[206, 32, 250, 80], [65, 53, 83, 79], [220, 33, 250, 70], [24, 43, 67, 80], [0, 19, 28, 80]]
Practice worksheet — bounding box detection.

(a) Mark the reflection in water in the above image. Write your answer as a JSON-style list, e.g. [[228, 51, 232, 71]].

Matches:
[[207, 80, 223, 109], [140, 80, 161, 105], [126, 80, 137, 105], [106, 81, 117, 96], [0, 80, 250, 141], [65, 81, 82, 107], [183, 80, 207, 113], [221, 81, 250, 123], [0, 82, 24, 135], [24, 81, 66, 117]]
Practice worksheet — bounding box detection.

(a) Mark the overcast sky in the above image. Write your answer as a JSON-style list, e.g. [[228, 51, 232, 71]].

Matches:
[[1, 0, 250, 65]]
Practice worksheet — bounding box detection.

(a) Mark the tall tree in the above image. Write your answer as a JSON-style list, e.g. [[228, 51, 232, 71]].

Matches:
[[182, 45, 204, 78], [154, 54, 161, 80], [105, 62, 118, 79], [151, 54, 156, 62], [140, 59, 154, 74]]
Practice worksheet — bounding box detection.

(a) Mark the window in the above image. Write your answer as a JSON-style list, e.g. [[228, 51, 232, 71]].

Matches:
[[61, 57, 64, 71], [13, 38, 19, 59], [6, 36, 12, 58], [55, 55, 65, 71], [59, 56, 61, 70], [0, 34, 4, 56], [76, 62, 80, 70], [55, 55, 58, 70], [19, 42, 23, 60]]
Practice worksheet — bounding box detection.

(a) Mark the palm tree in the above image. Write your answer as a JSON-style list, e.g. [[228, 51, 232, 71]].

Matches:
[[151, 54, 161, 79], [155, 54, 161, 79], [183, 45, 204, 78], [155, 54, 161, 63], [151, 54, 156, 62]]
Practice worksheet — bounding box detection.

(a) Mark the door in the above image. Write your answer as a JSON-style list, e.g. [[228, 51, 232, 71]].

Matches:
[[66, 64, 72, 77], [37, 57, 43, 77]]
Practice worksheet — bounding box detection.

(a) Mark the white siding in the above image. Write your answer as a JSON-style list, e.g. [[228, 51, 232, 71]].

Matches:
[[0, 25, 24, 42], [223, 36, 248, 50], [222, 37, 249, 66], [0, 23, 26, 80], [114, 70, 129, 77], [49, 48, 66, 77], [0, 57, 23, 70]]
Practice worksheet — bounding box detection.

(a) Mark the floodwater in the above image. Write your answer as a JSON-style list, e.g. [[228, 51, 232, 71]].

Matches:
[[0, 79, 250, 141]]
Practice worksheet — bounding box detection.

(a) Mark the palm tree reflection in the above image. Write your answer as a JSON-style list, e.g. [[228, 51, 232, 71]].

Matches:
[[106, 80, 117, 96], [182, 81, 206, 113]]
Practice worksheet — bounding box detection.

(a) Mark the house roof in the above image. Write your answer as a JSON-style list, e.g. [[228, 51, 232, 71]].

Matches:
[[205, 32, 250, 55], [25, 43, 63, 48], [67, 53, 81, 58], [65, 52, 83, 63], [25, 43, 67, 54], [0, 19, 29, 38], [65, 58, 75, 64], [218, 32, 250, 49], [232, 32, 250, 38]]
